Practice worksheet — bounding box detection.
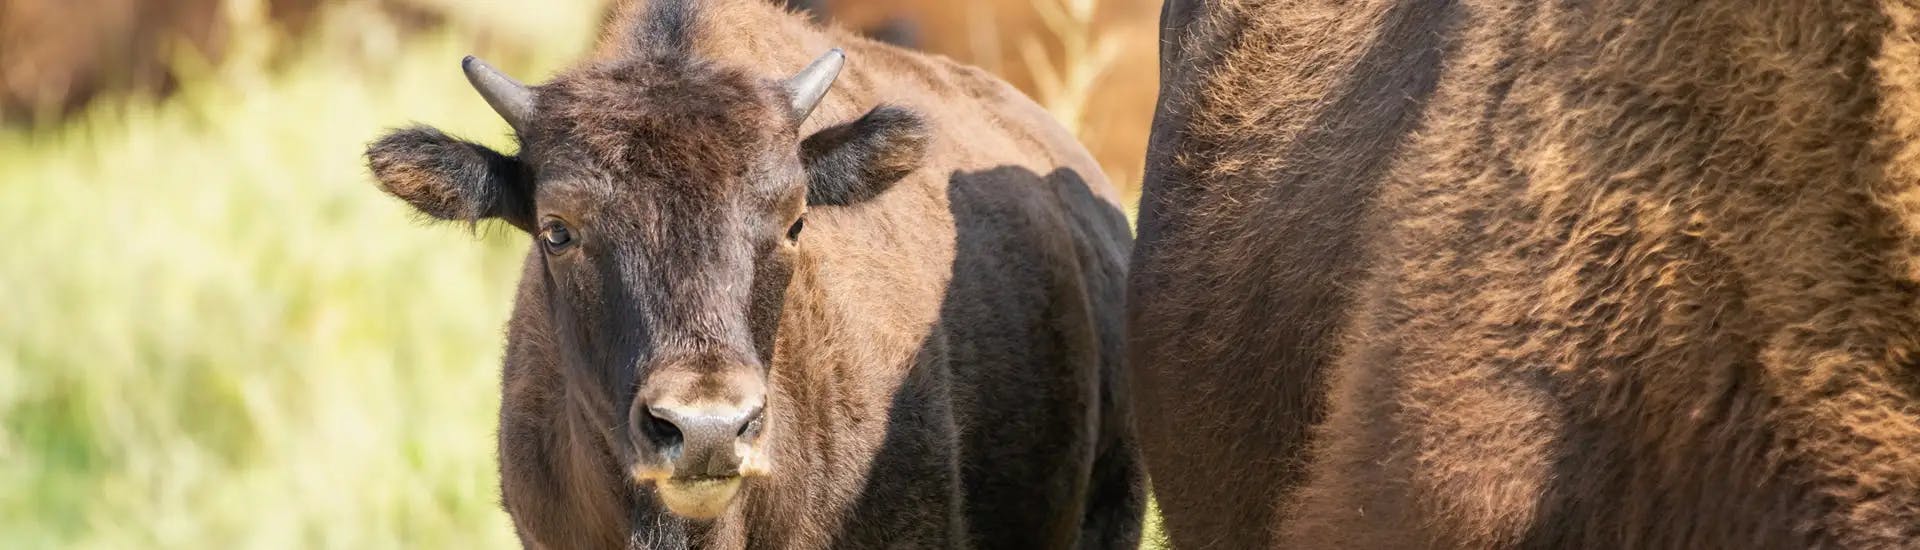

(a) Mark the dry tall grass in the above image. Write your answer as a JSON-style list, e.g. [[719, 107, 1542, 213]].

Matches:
[[1019, 0, 1123, 141]]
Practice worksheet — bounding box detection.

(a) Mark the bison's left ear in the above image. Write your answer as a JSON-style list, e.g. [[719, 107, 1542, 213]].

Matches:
[[366, 126, 536, 232], [799, 105, 929, 206]]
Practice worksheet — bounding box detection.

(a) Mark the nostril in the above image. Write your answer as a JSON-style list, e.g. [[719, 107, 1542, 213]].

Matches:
[[645, 406, 684, 450], [737, 406, 766, 439]]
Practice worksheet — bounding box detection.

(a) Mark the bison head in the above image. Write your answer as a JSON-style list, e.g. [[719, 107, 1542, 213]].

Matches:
[[364, 49, 928, 520]]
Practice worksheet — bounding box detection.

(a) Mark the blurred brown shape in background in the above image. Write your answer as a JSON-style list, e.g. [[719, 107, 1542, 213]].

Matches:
[[1, 0, 1158, 193], [0, 0, 444, 126], [790, 0, 1160, 191], [0, 0, 227, 125]]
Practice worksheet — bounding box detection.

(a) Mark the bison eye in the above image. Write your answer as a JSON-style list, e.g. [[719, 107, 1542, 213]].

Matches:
[[541, 219, 574, 252], [786, 216, 805, 242]]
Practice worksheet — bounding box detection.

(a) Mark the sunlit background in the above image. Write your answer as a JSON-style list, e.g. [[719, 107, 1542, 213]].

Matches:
[[0, 0, 1160, 547]]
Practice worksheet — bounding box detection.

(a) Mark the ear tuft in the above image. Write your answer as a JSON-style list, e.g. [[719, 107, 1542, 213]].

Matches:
[[365, 126, 532, 230], [800, 105, 929, 206]]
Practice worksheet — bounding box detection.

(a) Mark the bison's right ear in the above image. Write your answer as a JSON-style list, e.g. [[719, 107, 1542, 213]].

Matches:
[[799, 105, 929, 206], [366, 126, 535, 232]]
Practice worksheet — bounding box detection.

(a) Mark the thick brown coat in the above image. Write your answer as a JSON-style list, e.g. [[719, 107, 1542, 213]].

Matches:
[[1131, 1, 1920, 548], [366, 0, 1141, 547]]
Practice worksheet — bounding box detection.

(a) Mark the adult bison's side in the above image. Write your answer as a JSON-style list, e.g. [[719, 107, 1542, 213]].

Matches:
[[1131, 1, 1920, 548], [363, 0, 1140, 547]]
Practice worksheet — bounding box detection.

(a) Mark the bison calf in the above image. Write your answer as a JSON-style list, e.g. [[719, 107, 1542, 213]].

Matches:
[[365, 0, 1141, 547]]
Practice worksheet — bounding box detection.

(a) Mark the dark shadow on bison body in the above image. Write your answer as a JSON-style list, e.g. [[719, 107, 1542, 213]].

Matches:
[[837, 164, 1137, 548], [1129, 0, 1459, 547]]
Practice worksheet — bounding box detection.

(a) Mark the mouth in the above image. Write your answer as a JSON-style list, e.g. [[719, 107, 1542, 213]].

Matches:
[[652, 476, 745, 520], [628, 437, 770, 519]]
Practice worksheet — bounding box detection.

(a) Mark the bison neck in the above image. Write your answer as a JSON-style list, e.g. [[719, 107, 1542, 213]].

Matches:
[[739, 251, 961, 545]]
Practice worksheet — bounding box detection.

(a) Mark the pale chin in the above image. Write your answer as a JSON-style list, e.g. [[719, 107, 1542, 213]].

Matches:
[[655, 477, 744, 520]]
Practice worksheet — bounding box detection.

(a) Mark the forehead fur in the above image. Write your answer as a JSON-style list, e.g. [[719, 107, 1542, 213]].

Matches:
[[525, 57, 792, 190]]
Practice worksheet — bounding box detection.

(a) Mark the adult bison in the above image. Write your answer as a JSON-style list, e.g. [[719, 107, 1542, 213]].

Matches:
[[1131, 0, 1920, 548], [364, 0, 1140, 547]]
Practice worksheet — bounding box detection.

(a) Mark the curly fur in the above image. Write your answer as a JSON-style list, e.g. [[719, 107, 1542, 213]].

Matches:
[[1131, 1, 1920, 548]]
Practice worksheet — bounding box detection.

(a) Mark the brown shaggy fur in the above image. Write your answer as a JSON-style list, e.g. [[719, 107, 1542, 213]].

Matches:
[[1131, 0, 1920, 548], [365, 0, 1141, 548]]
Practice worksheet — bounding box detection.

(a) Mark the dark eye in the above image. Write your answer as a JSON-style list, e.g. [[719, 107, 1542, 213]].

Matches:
[[786, 216, 805, 242], [541, 220, 574, 251]]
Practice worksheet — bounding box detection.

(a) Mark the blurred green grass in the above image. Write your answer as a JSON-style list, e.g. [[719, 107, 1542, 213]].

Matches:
[[0, 3, 597, 547], [0, 1, 1167, 548]]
